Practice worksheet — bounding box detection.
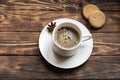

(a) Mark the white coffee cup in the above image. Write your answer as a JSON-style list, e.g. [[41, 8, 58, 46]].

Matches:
[[52, 18, 92, 57]]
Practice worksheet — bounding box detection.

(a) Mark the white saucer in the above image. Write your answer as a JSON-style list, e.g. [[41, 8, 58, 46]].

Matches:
[[39, 18, 93, 69]]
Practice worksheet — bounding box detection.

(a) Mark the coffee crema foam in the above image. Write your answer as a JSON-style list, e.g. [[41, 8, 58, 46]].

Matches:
[[55, 27, 80, 48]]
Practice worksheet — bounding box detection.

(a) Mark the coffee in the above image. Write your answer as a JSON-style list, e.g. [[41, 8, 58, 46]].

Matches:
[[55, 27, 80, 48]]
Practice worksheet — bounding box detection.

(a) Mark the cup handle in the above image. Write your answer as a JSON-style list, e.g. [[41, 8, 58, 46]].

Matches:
[[80, 34, 92, 47], [82, 34, 92, 42]]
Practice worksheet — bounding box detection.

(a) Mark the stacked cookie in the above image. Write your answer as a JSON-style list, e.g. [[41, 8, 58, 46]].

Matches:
[[83, 4, 106, 28]]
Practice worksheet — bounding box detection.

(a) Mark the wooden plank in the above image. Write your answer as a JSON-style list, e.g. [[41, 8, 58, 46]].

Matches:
[[0, 0, 119, 32], [0, 56, 119, 79], [0, 42, 119, 56], [93, 42, 120, 56], [0, 32, 119, 43], [85, 0, 120, 11], [0, 0, 119, 11], [92, 33, 120, 55], [0, 32, 39, 43], [0, 32, 119, 56], [0, 10, 119, 32]]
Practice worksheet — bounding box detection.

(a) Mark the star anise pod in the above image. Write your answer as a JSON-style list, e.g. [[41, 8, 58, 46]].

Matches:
[[47, 21, 56, 32]]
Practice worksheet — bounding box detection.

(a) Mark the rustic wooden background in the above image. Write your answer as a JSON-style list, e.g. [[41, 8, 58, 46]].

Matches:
[[0, 0, 120, 79]]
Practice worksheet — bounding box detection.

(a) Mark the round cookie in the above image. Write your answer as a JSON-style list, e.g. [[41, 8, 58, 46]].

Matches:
[[89, 10, 106, 28], [83, 4, 99, 19], [0, 14, 5, 21]]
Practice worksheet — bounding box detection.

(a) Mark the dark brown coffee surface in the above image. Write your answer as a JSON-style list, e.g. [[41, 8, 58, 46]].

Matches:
[[55, 27, 80, 48]]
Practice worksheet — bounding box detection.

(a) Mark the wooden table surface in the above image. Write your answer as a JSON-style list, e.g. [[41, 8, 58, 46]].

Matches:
[[0, 0, 120, 79]]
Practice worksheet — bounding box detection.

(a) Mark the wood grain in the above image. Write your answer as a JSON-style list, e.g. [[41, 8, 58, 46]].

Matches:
[[0, 56, 119, 79], [0, 10, 119, 32], [86, 0, 120, 11], [0, 0, 119, 11], [0, 32, 119, 56], [0, 0, 119, 79], [0, 0, 119, 32]]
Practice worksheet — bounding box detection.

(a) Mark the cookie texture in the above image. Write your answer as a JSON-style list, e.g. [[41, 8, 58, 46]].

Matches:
[[83, 4, 99, 19], [89, 10, 106, 28]]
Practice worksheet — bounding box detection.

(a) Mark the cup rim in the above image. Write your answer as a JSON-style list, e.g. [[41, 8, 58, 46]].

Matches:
[[52, 22, 82, 50]]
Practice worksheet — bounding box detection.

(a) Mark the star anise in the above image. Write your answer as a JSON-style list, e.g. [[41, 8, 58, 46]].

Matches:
[[47, 21, 56, 32]]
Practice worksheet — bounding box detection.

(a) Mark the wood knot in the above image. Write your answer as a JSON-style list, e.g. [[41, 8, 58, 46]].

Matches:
[[0, 14, 5, 21]]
